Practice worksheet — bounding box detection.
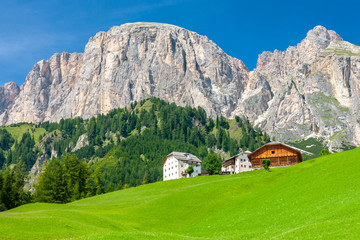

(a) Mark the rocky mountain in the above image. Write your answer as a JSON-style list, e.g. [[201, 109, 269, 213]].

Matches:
[[0, 23, 248, 124], [232, 26, 360, 151], [0, 82, 19, 115], [1, 23, 359, 150]]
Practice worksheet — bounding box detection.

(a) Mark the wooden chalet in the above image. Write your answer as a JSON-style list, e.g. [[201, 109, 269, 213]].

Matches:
[[248, 142, 303, 168]]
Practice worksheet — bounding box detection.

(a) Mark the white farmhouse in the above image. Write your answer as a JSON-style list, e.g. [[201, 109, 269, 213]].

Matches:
[[162, 152, 202, 181], [222, 150, 252, 174]]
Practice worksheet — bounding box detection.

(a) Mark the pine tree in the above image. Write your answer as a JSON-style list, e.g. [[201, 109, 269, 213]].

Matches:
[[35, 159, 69, 203], [116, 180, 123, 190], [0, 170, 17, 209], [0, 150, 5, 169], [203, 154, 221, 175], [94, 167, 103, 195], [106, 184, 113, 193], [0, 129, 14, 151], [0, 168, 28, 210], [0, 172, 4, 211]]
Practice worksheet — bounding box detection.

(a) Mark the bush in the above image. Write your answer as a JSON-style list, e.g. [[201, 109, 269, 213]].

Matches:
[[262, 159, 271, 172], [319, 149, 330, 157], [186, 165, 194, 177]]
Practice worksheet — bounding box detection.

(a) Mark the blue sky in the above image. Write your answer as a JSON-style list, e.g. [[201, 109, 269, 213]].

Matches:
[[0, 0, 359, 86]]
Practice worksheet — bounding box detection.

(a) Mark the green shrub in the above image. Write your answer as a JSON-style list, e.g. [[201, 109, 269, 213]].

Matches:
[[186, 165, 194, 177], [262, 159, 271, 172], [319, 149, 330, 157]]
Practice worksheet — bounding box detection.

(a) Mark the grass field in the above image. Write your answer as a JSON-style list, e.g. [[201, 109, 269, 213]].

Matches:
[[1, 148, 359, 239], [2, 124, 46, 144]]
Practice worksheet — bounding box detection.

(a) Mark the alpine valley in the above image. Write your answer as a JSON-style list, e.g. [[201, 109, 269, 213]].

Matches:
[[1, 23, 360, 151]]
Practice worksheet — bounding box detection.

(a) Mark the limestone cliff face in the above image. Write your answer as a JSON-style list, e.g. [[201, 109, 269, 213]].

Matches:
[[1, 23, 359, 150], [232, 26, 360, 150], [0, 82, 19, 115], [1, 22, 248, 124]]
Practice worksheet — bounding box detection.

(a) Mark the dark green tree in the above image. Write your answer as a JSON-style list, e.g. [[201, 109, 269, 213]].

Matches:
[[0, 129, 14, 151], [94, 167, 103, 195], [0, 172, 4, 211], [35, 159, 69, 203], [262, 159, 271, 172], [0, 150, 5, 169], [0, 168, 29, 211], [203, 153, 221, 175], [63, 154, 90, 200]]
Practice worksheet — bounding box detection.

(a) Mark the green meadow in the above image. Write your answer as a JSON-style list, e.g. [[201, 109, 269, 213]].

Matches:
[[1, 124, 46, 144], [1, 147, 359, 239]]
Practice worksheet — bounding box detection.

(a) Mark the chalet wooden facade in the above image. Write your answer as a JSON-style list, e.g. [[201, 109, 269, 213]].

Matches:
[[248, 142, 302, 168]]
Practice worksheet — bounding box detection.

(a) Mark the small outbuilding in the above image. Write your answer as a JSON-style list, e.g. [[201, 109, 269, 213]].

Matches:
[[248, 142, 303, 168]]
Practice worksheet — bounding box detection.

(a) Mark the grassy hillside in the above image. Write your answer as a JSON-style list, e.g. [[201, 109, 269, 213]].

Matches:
[[1, 123, 46, 144], [1, 147, 359, 239]]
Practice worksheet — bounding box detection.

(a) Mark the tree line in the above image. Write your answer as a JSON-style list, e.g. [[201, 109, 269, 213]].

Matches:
[[0, 97, 271, 209]]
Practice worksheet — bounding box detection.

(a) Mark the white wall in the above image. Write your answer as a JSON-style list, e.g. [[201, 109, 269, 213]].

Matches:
[[163, 156, 201, 181], [163, 156, 180, 181], [235, 153, 253, 173], [222, 165, 235, 173]]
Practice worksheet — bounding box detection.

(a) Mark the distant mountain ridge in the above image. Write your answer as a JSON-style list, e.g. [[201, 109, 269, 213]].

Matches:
[[1, 23, 359, 150]]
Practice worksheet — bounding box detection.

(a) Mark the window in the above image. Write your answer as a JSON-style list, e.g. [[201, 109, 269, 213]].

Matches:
[[272, 151, 275, 154]]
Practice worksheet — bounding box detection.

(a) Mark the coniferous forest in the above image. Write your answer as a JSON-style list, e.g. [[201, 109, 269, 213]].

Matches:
[[0, 98, 271, 211]]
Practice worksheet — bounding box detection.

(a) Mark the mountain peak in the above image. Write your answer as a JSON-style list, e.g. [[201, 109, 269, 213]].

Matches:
[[305, 25, 342, 50], [120, 22, 180, 28], [4, 81, 19, 90]]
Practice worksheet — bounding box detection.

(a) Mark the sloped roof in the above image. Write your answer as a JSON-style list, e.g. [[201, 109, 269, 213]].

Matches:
[[248, 141, 313, 161], [162, 152, 202, 167], [264, 142, 313, 155], [223, 150, 252, 164], [224, 154, 239, 162]]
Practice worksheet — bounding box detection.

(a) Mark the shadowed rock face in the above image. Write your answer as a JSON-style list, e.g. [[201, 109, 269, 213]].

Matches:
[[0, 82, 19, 114], [1, 23, 359, 150]]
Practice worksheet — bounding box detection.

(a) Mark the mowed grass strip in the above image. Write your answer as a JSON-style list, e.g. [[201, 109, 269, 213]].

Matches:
[[1, 148, 359, 239]]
